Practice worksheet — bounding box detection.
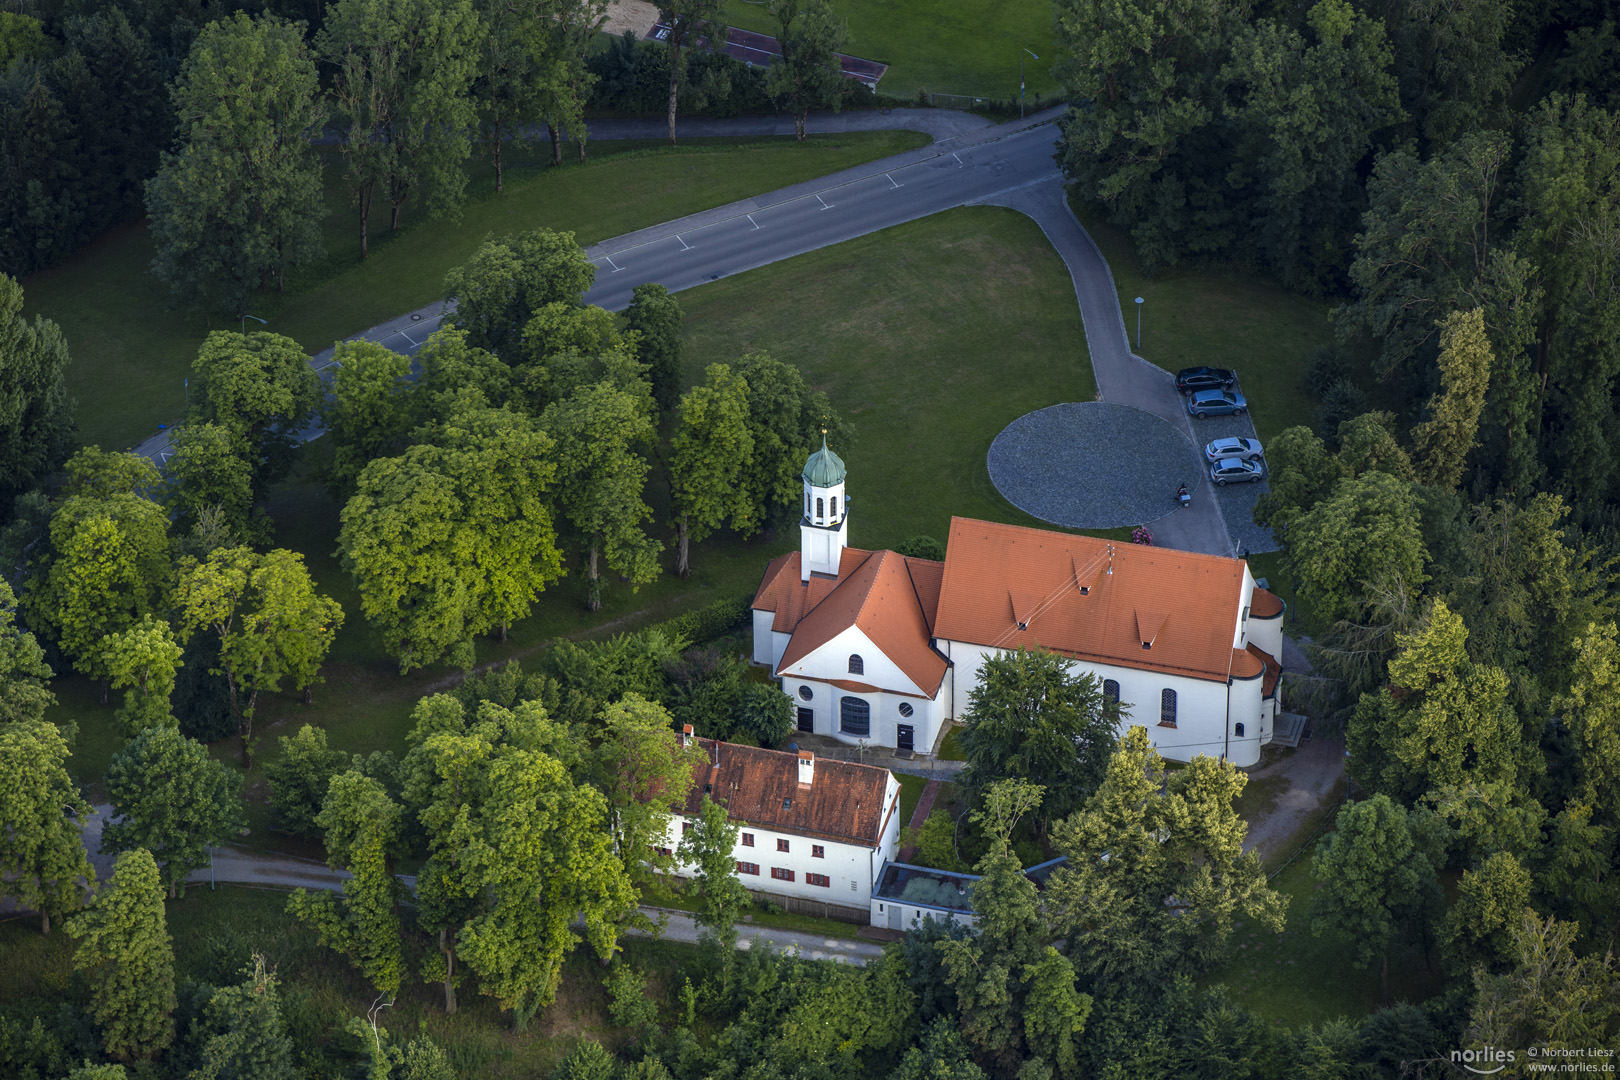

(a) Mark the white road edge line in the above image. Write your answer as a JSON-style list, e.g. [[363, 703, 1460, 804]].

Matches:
[[887, 173, 901, 188], [747, 213, 760, 230], [953, 152, 965, 167], [816, 193, 833, 210], [677, 234, 692, 250], [604, 254, 623, 272]]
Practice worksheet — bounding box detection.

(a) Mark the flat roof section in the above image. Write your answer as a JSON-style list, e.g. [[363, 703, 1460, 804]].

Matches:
[[873, 861, 978, 913]]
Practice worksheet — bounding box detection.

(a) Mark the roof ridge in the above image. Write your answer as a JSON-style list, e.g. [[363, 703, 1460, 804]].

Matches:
[[949, 515, 1247, 568]]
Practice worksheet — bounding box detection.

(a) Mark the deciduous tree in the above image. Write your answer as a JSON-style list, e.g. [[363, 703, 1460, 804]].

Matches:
[[733, 351, 848, 528], [188, 331, 321, 498], [0, 274, 75, 501], [174, 546, 344, 764], [340, 398, 562, 669], [1310, 793, 1443, 1004], [321, 339, 415, 500], [1442, 851, 1534, 975], [65, 848, 176, 1062], [0, 719, 94, 934], [958, 645, 1119, 829], [593, 694, 703, 891], [1411, 308, 1492, 489], [1466, 911, 1620, 1054], [287, 771, 406, 996], [27, 493, 171, 699], [624, 283, 684, 416], [319, 0, 482, 257], [670, 363, 755, 576], [102, 727, 243, 898], [676, 793, 749, 948], [144, 13, 325, 313], [543, 381, 662, 611], [655, 0, 724, 145], [764, 0, 846, 141], [0, 579, 53, 726], [264, 724, 351, 838], [1282, 469, 1428, 626], [443, 228, 596, 360], [101, 616, 183, 736], [164, 421, 262, 546]]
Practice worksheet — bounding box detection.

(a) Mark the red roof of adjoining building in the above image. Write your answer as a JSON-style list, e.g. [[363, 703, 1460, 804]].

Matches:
[[1247, 643, 1282, 698], [933, 517, 1248, 683], [683, 738, 893, 846], [772, 549, 948, 695], [1250, 587, 1284, 618], [752, 548, 877, 634]]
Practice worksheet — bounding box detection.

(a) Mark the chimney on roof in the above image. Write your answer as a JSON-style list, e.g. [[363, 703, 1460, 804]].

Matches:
[[798, 750, 815, 786], [681, 723, 693, 748]]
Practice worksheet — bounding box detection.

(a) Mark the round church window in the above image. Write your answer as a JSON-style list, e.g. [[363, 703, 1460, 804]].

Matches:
[[898, 702, 914, 718], [798, 685, 813, 701]]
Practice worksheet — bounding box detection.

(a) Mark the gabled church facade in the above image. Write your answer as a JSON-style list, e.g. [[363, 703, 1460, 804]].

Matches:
[[750, 439, 1288, 768]]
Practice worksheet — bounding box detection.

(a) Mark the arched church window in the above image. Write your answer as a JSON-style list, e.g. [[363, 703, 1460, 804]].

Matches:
[[1235, 722, 1245, 737], [831, 496, 838, 517], [804, 491, 810, 516], [816, 497, 824, 519], [1160, 689, 1177, 727], [1103, 679, 1119, 706], [848, 654, 864, 675], [839, 697, 870, 737]]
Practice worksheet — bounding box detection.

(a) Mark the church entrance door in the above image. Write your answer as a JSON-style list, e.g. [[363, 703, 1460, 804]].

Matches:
[[797, 708, 815, 733], [897, 725, 914, 753]]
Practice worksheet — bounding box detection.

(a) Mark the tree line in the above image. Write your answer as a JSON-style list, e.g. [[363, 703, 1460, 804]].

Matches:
[[1056, 0, 1620, 522], [3, 0, 855, 305]]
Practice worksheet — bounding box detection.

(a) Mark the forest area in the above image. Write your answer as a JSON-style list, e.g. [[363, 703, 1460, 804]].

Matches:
[[2, 0, 1620, 1076]]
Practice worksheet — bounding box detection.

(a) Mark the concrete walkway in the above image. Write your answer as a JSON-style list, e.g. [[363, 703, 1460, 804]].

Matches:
[[985, 179, 1234, 555]]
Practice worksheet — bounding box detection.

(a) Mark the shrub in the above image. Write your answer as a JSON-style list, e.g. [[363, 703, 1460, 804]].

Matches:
[[1303, 344, 1352, 398], [1316, 377, 1369, 444], [655, 594, 752, 647], [895, 535, 945, 561]]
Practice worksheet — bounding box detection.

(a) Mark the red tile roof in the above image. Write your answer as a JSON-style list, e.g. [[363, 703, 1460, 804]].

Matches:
[[764, 549, 949, 695], [1250, 587, 1284, 618], [752, 549, 877, 635], [682, 738, 893, 845], [1247, 643, 1282, 698], [934, 517, 1247, 683], [1231, 647, 1265, 679]]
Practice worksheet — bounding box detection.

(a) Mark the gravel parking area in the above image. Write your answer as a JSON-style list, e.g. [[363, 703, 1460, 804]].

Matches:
[[1186, 379, 1280, 554], [988, 402, 1203, 529]]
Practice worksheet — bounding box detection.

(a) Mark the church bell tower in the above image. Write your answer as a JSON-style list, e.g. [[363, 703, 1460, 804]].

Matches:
[[800, 432, 848, 581]]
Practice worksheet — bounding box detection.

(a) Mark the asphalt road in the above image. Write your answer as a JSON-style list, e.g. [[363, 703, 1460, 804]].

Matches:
[[131, 104, 1257, 556]]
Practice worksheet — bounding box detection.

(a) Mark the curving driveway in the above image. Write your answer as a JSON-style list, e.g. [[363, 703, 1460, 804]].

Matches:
[[131, 106, 1255, 557]]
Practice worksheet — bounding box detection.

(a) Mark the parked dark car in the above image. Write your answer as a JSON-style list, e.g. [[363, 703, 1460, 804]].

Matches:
[[1210, 457, 1265, 485], [1176, 366, 1235, 393], [1187, 389, 1248, 417]]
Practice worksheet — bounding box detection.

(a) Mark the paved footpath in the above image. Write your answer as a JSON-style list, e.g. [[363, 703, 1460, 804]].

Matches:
[[132, 105, 1242, 557]]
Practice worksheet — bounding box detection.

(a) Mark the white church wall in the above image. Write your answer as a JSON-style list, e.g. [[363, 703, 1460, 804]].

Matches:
[[940, 640, 1236, 764], [1248, 610, 1284, 666], [751, 609, 776, 667], [1227, 673, 1265, 767]]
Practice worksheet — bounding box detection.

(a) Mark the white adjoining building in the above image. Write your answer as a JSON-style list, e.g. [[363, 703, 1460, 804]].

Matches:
[[664, 728, 902, 924], [750, 439, 1287, 768]]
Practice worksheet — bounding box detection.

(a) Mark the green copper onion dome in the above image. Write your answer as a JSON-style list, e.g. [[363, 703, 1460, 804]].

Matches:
[[802, 432, 846, 487]]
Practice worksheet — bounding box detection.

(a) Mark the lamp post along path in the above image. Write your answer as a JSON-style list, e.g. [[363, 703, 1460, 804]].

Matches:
[[1134, 296, 1144, 350], [1021, 49, 1040, 118]]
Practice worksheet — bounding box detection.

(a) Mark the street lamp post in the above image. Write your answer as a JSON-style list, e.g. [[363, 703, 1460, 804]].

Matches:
[[1134, 296, 1144, 349], [1020, 49, 1040, 119], [241, 313, 267, 336]]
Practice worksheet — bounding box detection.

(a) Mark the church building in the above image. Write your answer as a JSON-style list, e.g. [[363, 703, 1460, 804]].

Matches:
[[750, 438, 1287, 768]]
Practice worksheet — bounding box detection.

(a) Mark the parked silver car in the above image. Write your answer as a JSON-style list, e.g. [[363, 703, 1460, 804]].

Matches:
[[1210, 457, 1265, 485], [1204, 437, 1263, 463]]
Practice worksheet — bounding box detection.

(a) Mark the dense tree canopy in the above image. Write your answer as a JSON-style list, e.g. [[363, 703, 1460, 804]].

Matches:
[[0, 274, 75, 506], [65, 848, 176, 1062]]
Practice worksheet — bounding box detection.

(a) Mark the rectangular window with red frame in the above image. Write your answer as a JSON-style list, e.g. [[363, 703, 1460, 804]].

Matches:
[[737, 862, 759, 876], [806, 873, 830, 888], [777, 838, 790, 853], [771, 867, 794, 882], [741, 832, 754, 847], [812, 845, 825, 858]]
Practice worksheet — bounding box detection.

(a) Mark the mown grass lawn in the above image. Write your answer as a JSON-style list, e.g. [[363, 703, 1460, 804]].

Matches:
[[719, 0, 1060, 102], [896, 772, 930, 827], [23, 132, 928, 453], [48, 204, 1098, 818], [1069, 197, 1337, 445], [1200, 855, 1450, 1029], [680, 205, 1096, 550]]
